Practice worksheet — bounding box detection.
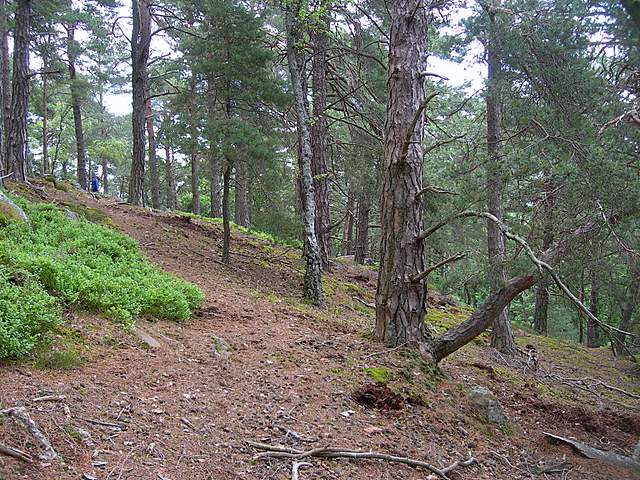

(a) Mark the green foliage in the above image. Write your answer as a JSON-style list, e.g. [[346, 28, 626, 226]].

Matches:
[[364, 366, 392, 384], [0, 195, 204, 358]]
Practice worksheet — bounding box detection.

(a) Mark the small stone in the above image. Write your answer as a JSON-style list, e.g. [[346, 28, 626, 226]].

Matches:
[[212, 335, 232, 356], [82, 474, 98, 480], [466, 384, 508, 426], [340, 410, 355, 418]]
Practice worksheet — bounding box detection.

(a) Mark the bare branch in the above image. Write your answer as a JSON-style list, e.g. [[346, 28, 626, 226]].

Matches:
[[400, 92, 439, 163], [411, 252, 467, 283]]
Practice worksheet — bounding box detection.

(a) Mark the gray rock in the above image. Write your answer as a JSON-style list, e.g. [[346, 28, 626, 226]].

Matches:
[[212, 335, 232, 356], [466, 384, 508, 425], [132, 325, 161, 349], [64, 208, 79, 220], [0, 190, 29, 224]]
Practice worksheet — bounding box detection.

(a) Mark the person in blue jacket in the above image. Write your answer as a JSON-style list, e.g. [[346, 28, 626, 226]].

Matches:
[[90, 174, 100, 193]]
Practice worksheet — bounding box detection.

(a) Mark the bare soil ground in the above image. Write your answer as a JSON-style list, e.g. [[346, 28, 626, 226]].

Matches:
[[1, 182, 639, 480]]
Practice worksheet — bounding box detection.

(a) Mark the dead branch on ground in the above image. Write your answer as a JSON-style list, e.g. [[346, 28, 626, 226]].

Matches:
[[246, 441, 476, 480], [0, 407, 58, 462]]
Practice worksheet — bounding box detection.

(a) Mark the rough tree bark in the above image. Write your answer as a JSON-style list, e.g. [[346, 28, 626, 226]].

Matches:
[[128, 0, 151, 205], [6, 0, 31, 182], [0, 0, 9, 180], [285, 2, 324, 306], [146, 98, 160, 209], [66, 15, 88, 190], [310, 18, 332, 270], [374, 0, 431, 355], [209, 149, 222, 217], [42, 54, 49, 175], [484, 0, 515, 354], [234, 161, 250, 227]]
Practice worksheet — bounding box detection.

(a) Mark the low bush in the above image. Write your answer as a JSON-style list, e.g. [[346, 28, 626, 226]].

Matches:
[[0, 195, 204, 358]]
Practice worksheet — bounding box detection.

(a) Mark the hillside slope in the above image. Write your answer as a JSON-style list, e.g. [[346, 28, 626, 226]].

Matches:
[[0, 181, 638, 480]]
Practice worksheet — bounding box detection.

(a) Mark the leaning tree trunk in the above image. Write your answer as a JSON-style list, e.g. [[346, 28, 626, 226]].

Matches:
[[485, 0, 515, 355], [375, 0, 431, 355], [285, 3, 324, 306], [310, 21, 332, 270], [67, 18, 87, 190], [128, 0, 151, 205], [234, 161, 250, 227], [6, 0, 31, 182], [146, 98, 160, 209]]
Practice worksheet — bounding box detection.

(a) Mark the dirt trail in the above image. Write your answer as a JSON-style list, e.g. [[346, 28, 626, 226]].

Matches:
[[1, 188, 639, 480]]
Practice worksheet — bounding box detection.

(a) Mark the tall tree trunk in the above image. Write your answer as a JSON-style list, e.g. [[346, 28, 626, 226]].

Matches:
[[485, 0, 514, 355], [222, 159, 232, 264], [617, 259, 640, 352], [146, 98, 160, 209], [164, 144, 176, 209], [209, 149, 221, 217], [578, 269, 585, 343], [375, 0, 431, 355], [342, 190, 355, 256], [189, 72, 200, 215], [587, 268, 600, 347], [0, 0, 9, 179], [6, 0, 31, 182], [42, 70, 49, 175], [310, 19, 332, 270], [354, 195, 370, 264], [234, 161, 250, 227], [67, 18, 87, 190], [286, 3, 324, 306], [533, 184, 555, 333], [128, 0, 151, 205]]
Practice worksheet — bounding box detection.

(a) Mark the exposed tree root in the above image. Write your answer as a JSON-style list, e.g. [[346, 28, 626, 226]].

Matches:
[[246, 440, 476, 480]]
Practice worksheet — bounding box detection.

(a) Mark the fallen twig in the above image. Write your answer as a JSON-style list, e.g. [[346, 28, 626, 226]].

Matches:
[[246, 441, 476, 480], [0, 444, 33, 463], [362, 342, 407, 359], [32, 394, 66, 403], [352, 296, 375, 309], [79, 417, 126, 430]]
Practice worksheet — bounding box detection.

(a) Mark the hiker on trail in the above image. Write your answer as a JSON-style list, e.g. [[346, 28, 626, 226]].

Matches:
[[91, 174, 100, 193]]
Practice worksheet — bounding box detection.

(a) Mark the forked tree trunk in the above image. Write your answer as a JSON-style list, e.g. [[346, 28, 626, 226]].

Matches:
[[128, 0, 151, 205], [311, 20, 332, 270], [485, 0, 514, 355], [286, 3, 323, 306], [146, 98, 160, 209], [234, 161, 250, 227], [6, 0, 31, 182], [375, 0, 431, 355], [67, 17, 87, 190]]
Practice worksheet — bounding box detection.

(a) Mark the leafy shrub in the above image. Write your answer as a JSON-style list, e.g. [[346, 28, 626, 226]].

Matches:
[[0, 195, 204, 358]]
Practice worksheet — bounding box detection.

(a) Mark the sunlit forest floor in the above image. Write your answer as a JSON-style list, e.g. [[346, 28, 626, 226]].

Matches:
[[1, 179, 638, 480]]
